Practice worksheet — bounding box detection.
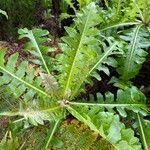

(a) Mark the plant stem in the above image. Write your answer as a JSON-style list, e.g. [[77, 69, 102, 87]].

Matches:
[[63, 9, 91, 98], [69, 101, 146, 108], [30, 30, 50, 74], [88, 42, 117, 76], [137, 113, 149, 150], [45, 120, 60, 149], [100, 22, 141, 32]]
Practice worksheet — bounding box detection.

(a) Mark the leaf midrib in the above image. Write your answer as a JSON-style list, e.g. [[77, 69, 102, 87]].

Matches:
[[123, 24, 143, 79], [63, 10, 91, 98], [137, 113, 149, 150], [67, 106, 119, 150], [69, 101, 147, 108], [0, 106, 60, 116], [0, 66, 51, 99], [89, 42, 118, 75], [71, 42, 118, 98], [100, 22, 141, 32], [30, 31, 50, 74]]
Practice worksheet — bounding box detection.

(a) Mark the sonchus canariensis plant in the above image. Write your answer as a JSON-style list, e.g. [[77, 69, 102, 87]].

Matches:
[[0, 2, 150, 150]]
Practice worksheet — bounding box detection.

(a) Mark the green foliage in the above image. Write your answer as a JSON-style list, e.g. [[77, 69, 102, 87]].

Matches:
[[0, 50, 63, 126], [97, 0, 150, 85], [137, 115, 150, 150], [77, 0, 95, 8], [82, 86, 148, 117], [18, 28, 52, 74], [57, 3, 101, 99], [0, 2, 150, 150], [89, 37, 123, 81], [99, 0, 150, 26], [19, 123, 58, 150], [67, 106, 142, 150], [117, 26, 150, 81], [0, 131, 19, 150], [57, 3, 123, 99]]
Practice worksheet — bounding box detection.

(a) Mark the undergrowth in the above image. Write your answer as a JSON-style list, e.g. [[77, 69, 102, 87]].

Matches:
[[0, 1, 150, 150]]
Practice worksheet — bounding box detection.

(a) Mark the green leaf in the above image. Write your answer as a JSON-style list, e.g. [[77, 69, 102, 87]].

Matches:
[[69, 86, 148, 117], [117, 25, 149, 80], [77, 0, 94, 8], [0, 52, 63, 126], [64, 0, 76, 11], [57, 3, 122, 99], [0, 53, 49, 98], [50, 137, 64, 149], [57, 3, 100, 99], [0, 131, 19, 150], [88, 37, 123, 81], [45, 120, 60, 149], [137, 114, 150, 150], [0, 105, 61, 125], [12, 124, 50, 150], [67, 106, 142, 150], [18, 28, 51, 74]]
